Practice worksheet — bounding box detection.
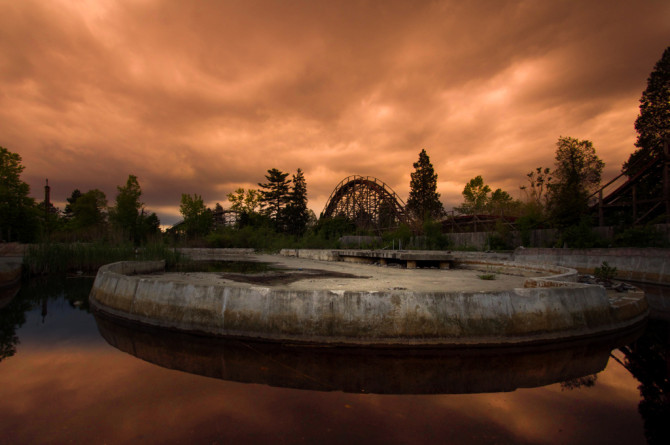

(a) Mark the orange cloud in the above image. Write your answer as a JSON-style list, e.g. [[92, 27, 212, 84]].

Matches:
[[1, 0, 668, 224]]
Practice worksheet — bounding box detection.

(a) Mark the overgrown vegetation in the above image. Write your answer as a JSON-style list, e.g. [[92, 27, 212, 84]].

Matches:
[[594, 261, 617, 284], [24, 242, 183, 276]]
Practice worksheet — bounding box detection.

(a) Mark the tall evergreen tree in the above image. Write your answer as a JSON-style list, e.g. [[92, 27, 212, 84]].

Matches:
[[258, 168, 291, 230], [406, 149, 444, 222], [285, 168, 309, 236], [625, 46, 670, 172], [63, 189, 82, 221]]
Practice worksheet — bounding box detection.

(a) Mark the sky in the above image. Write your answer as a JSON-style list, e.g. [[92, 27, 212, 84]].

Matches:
[[1, 0, 669, 226]]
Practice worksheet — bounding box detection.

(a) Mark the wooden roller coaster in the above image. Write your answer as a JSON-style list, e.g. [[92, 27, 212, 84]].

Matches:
[[592, 139, 670, 226], [321, 175, 408, 233]]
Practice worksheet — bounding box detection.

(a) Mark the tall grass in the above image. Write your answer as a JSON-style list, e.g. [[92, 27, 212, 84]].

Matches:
[[24, 242, 185, 275]]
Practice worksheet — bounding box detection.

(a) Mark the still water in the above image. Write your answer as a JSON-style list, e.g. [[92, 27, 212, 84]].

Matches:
[[0, 277, 668, 444]]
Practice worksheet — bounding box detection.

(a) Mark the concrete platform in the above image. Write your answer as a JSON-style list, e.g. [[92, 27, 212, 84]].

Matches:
[[88, 251, 649, 347]]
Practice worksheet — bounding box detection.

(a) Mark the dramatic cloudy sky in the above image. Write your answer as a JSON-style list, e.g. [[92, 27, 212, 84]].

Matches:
[[2, 0, 668, 225]]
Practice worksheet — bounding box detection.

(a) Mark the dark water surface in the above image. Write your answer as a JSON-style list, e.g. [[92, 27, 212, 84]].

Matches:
[[0, 278, 668, 444]]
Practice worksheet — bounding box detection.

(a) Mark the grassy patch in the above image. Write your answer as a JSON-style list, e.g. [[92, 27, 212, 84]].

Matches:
[[477, 273, 497, 280]]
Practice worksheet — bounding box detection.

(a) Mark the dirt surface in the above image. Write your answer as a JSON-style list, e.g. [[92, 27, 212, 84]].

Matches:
[[220, 268, 366, 286]]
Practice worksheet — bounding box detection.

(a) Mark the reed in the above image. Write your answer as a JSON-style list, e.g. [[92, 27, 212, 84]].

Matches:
[[24, 242, 185, 275]]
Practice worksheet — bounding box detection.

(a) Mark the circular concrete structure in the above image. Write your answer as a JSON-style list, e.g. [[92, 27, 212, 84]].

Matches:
[[88, 251, 648, 347]]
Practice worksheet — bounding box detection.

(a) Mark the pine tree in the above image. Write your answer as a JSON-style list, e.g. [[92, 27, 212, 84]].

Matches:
[[625, 46, 670, 172], [406, 149, 444, 222], [258, 168, 291, 230], [285, 168, 309, 236]]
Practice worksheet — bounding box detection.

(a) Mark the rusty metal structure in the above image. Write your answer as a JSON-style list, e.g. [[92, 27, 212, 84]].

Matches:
[[321, 175, 408, 232]]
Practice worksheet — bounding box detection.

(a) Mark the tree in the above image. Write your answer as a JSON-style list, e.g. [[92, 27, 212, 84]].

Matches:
[[624, 46, 670, 172], [488, 188, 519, 215], [258, 168, 291, 230], [63, 189, 82, 221], [520, 167, 553, 208], [179, 193, 213, 237], [456, 176, 520, 216], [69, 189, 107, 234], [109, 175, 143, 243], [138, 211, 160, 241], [285, 168, 309, 236], [406, 149, 444, 222], [548, 136, 604, 228], [456, 176, 491, 215], [227, 188, 260, 214], [0, 146, 39, 242]]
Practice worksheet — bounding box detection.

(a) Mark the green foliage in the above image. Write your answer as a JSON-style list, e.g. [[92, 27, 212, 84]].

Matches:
[[520, 167, 553, 208], [456, 176, 520, 217], [478, 273, 496, 280], [63, 189, 82, 221], [594, 261, 617, 283], [556, 218, 606, 248], [613, 226, 667, 248], [423, 219, 449, 250], [0, 146, 39, 242], [68, 189, 107, 231], [258, 168, 291, 230], [456, 175, 491, 215], [625, 46, 670, 172], [109, 175, 143, 242], [284, 168, 309, 236], [24, 241, 184, 275], [516, 202, 545, 246], [227, 188, 260, 214], [179, 193, 213, 238], [487, 220, 513, 251], [313, 217, 356, 241], [549, 136, 604, 228], [382, 223, 412, 248], [107, 175, 160, 245], [406, 149, 444, 222]]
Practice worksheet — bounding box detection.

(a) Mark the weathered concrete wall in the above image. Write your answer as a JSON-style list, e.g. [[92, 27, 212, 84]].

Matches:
[[514, 247, 670, 285], [279, 249, 341, 261], [178, 248, 255, 260], [445, 224, 670, 250], [89, 260, 647, 347]]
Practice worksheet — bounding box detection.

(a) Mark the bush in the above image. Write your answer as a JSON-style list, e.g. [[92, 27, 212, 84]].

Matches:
[[594, 261, 617, 284], [556, 218, 606, 248], [613, 226, 666, 248]]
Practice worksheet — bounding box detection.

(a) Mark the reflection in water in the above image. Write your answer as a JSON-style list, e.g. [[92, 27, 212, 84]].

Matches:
[[0, 281, 21, 310], [94, 313, 643, 395], [2, 277, 664, 444], [0, 282, 27, 362], [619, 318, 670, 445], [0, 276, 92, 363]]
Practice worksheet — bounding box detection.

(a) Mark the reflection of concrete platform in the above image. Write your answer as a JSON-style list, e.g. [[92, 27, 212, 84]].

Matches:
[[89, 250, 649, 347], [0, 257, 22, 288], [94, 312, 644, 394]]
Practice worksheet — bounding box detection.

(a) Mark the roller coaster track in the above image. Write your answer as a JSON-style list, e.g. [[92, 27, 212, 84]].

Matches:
[[321, 175, 408, 232], [591, 139, 670, 225]]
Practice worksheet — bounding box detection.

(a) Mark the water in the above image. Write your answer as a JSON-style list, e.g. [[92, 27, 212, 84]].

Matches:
[[0, 277, 668, 444]]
